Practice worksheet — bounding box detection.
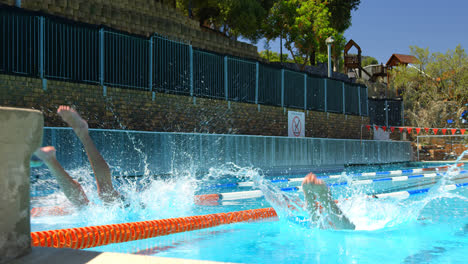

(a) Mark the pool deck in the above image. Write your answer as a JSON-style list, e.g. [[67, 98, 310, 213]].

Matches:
[[12, 247, 238, 264]]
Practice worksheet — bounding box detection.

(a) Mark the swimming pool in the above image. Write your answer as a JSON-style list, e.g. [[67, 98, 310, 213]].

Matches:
[[30, 160, 468, 264]]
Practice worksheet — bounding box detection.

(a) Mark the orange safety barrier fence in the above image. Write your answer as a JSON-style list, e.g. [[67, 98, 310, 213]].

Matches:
[[31, 207, 278, 249]]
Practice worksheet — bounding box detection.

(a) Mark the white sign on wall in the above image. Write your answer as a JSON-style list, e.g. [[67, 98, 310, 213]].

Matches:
[[288, 111, 305, 137]]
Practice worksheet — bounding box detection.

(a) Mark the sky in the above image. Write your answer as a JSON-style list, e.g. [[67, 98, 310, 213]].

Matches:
[[251, 0, 468, 64]]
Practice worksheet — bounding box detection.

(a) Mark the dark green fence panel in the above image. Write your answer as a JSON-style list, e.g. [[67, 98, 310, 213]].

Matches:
[[388, 100, 403, 126], [193, 49, 225, 99], [258, 64, 281, 106], [345, 84, 360, 115], [360, 86, 368, 116], [227, 57, 256, 102], [104, 31, 149, 90], [0, 7, 372, 117], [284, 70, 304, 108], [153, 35, 190, 94], [0, 9, 39, 76], [369, 100, 385, 125], [326, 79, 343, 113], [44, 18, 99, 83], [306, 76, 325, 111]]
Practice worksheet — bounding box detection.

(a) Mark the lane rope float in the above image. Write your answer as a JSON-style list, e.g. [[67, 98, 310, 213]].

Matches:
[[31, 207, 277, 249], [31, 182, 468, 249], [203, 164, 464, 190], [31, 175, 468, 217]]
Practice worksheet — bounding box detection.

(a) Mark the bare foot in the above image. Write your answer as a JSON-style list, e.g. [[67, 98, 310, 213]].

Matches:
[[302, 173, 330, 201], [57, 106, 88, 138], [34, 146, 57, 163]]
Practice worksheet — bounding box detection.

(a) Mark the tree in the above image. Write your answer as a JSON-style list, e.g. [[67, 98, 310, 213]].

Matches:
[[176, 0, 275, 41], [390, 45, 468, 128], [361, 56, 378, 67], [258, 50, 290, 62], [263, 0, 338, 69], [327, 0, 361, 32]]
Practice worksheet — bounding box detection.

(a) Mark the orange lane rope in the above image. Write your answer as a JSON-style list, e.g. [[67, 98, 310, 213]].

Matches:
[[31, 207, 278, 249]]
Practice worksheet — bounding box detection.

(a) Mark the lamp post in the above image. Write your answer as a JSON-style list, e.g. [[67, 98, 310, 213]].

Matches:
[[326, 36, 335, 78]]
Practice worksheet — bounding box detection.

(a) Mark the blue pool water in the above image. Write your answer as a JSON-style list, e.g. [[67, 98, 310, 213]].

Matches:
[[30, 162, 468, 264]]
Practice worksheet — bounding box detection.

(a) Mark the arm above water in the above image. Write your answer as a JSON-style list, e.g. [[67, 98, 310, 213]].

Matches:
[[302, 173, 355, 230]]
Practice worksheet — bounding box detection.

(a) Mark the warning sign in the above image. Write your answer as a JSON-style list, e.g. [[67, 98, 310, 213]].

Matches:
[[288, 111, 305, 137]]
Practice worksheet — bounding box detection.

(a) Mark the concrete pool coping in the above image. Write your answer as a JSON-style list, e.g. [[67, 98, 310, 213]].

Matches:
[[12, 247, 239, 264]]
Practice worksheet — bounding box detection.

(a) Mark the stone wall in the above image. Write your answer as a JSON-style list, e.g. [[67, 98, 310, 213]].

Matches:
[[0, 74, 372, 139], [1, 0, 258, 59]]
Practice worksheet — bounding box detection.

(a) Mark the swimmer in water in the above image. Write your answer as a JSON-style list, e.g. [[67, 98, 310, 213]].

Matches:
[[34, 106, 120, 208], [302, 172, 355, 230]]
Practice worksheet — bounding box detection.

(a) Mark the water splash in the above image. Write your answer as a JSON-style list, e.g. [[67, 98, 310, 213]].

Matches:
[[204, 163, 259, 182], [252, 152, 468, 231], [104, 99, 151, 177], [31, 164, 200, 229]]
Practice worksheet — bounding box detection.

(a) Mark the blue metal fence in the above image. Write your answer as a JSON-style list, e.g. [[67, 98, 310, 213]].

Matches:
[[104, 30, 149, 90], [0, 5, 371, 117], [153, 34, 190, 94], [44, 17, 99, 83], [258, 64, 281, 106], [284, 70, 305, 109], [369, 99, 403, 126], [0, 8, 39, 75], [226, 57, 256, 103], [344, 83, 360, 115], [307, 76, 325, 111], [326, 79, 343, 113], [193, 49, 225, 99]]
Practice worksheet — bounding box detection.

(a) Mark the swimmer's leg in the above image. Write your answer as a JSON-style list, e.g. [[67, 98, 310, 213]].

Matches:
[[57, 106, 119, 203], [34, 146, 89, 208], [302, 173, 355, 230]]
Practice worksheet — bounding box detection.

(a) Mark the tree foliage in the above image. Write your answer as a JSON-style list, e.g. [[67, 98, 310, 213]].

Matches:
[[176, 0, 360, 71], [327, 0, 361, 32], [258, 50, 290, 62], [390, 45, 468, 128], [176, 0, 275, 41], [361, 56, 379, 67], [262, 0, 359, 69], [263, 0, 339, 69]]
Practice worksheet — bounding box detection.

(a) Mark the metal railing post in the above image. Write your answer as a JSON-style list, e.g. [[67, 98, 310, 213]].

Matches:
[[342, 82, 345, 114], [358, 86, 361, 116], [401, 100, 405, 126], [385, 100, 389, 127], [281, 69, 285, 107], [189, 44, 194, 97], [224, 56, 228, 101], [149, 36, 153, 91], [255, 62, 259, 104], [417, 136, 420, 161], [303, 74, 307, 110], [99, 28, 105, 87], [39, 16, 46, 90], [324, 78, 327, 112], [365, 86, 369, 116]]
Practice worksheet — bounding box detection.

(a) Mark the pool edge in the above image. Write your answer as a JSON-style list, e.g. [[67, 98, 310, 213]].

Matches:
[[11, 247, 240, 264]]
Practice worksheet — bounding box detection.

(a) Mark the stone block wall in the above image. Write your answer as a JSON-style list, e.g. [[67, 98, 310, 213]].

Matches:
[[0, 74, 372, 139], [1, 0, 258, 59]]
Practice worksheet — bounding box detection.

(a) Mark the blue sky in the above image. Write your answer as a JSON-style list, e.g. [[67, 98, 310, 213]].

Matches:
[[251, 0, 467, 64]]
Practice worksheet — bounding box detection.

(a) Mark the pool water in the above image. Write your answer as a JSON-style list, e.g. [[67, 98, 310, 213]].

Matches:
[[30, 162, 468, 264]]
